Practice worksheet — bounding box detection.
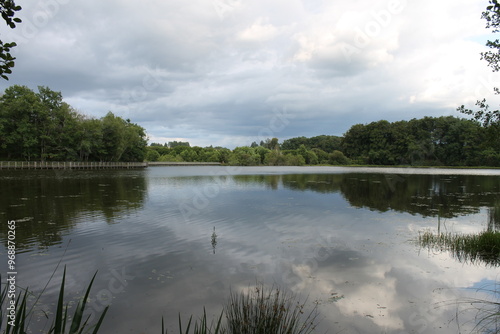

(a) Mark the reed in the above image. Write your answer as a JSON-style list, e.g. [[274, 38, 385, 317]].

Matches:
[[418, 230, 500, 266], [225, 284, 319, 334], [166, 284, 320, 334], [0, 266, 108, 334], [163, 309, 225, 334]]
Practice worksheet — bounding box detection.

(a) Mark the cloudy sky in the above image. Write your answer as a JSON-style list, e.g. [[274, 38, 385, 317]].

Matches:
[[1, 0, 500, 148]]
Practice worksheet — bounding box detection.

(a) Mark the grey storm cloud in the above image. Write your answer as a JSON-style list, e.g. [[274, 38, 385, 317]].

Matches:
[[0, 0, 498, 147]]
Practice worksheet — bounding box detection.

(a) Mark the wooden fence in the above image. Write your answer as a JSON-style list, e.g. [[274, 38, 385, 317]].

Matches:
[[0, 161, 148, 169]]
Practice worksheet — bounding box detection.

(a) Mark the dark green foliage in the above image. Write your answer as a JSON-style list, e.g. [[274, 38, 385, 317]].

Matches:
[[147, 116, 491, 166], [341, 116, 489, 166], [0, 85, 147, 162], [282, 135, 342, 152], [168, 141, 190, 148], [145, 148, 161, 161], [0, 0, 21, 80]]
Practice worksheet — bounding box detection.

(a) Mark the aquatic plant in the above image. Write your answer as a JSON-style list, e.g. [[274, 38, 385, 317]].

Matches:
[[0, 267, 108, 334], [444, 281, 500, 334], [418, 230, 500, 266], [163, 309, 225, 334], [224, 285, 319, 334], [165, 284, 319, 334], [418, 230, 500, 332]]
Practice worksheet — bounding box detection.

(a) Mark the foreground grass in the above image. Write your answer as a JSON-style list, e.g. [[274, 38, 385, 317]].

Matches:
[[165, 285, 319, 334], [0, 266, 107, 334], [418, 230, 500, 266], [2, 275, 317, 334]]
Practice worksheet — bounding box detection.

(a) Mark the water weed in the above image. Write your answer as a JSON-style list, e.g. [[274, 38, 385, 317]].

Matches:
[[418, 230, 500, 266]]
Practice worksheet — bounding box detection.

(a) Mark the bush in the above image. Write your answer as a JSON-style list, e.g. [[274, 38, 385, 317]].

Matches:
[[145, 149, 161, 162], [328, 150, 350, 165]]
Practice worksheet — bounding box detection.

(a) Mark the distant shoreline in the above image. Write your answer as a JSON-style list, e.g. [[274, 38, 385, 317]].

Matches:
[[1, 161, 499, 170]]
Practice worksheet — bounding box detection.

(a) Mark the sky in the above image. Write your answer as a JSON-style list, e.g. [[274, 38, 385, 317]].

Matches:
[[1, 0, 500, 148]]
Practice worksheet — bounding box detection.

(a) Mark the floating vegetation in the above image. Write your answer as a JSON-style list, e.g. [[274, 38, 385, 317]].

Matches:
[[418, 230, 500, 266]]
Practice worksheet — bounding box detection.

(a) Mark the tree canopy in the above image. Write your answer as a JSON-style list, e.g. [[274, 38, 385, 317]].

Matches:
[[0, 85, 148, 161]]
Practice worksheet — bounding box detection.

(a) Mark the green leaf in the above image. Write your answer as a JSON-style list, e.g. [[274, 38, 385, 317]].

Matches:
[[90, 306, 109, 334], [69, 271, 99, 334], [54, 266, 67, 334]]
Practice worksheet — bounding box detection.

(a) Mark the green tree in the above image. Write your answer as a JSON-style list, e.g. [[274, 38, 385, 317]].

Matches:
[[281, 136, 308, 150], [0, 0, 21, 80], [264, 150, 287, 166], [0, 85, 147, 162], [121, 121, 148, 162], [76, 117, 102, 161], [230, 146, 260, 165], [169, 141, 190, 148], [145, 148, 160, 162], [457, 0, 500, 157], [0, 85, 40, 160], [329, 150, 350, 165], [261, 137, 280, 150]]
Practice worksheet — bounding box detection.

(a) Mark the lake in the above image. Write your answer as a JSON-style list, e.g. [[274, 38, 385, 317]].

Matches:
[[1, 166, 499, 333]]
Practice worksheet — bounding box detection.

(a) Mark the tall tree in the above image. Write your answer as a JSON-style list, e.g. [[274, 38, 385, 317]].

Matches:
[[0, 85, 40, 160]]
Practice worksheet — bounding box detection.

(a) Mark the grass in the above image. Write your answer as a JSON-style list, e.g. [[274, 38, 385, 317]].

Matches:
[[0, 266, 108, 334], [163, 309, 225, 334], [2, 259, 317, 334], [418, 230, 500, 332], [225, 285, 319, 334], [166, 284, 320, 334], [418, 230, 500, 266], [462, 282, 500, 334]]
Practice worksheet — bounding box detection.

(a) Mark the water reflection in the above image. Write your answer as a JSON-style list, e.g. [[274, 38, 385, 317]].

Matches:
[[1, 167, 499, 334], [0, 170, 147, 250], [211, 226, 218, 254], [233, 172, 500, 220]]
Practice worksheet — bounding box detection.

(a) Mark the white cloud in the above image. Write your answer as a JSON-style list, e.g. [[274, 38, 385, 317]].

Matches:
[[238, 17, 279, 42], [0, 0, 496, 147]]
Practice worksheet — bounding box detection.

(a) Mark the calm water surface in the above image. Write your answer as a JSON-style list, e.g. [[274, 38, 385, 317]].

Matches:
[[1, 166, 499, 333]]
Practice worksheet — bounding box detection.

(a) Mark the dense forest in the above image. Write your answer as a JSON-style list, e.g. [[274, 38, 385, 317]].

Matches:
[[0, 85, 147, 162], [0, 85, 499, 167], [146, 116, 499, 167]]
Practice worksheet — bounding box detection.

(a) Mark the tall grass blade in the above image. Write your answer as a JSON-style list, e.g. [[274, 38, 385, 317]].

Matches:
[[90, 305, 109, 334], [53, 266, 67, 334], [69, 271, 98, 334]]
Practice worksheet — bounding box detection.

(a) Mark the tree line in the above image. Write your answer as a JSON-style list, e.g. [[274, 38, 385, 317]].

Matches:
[[0, 85, 147, 162], [342, 116, 499, 166], [1, 84, 498, 166], [146, 115, 499, 167]]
